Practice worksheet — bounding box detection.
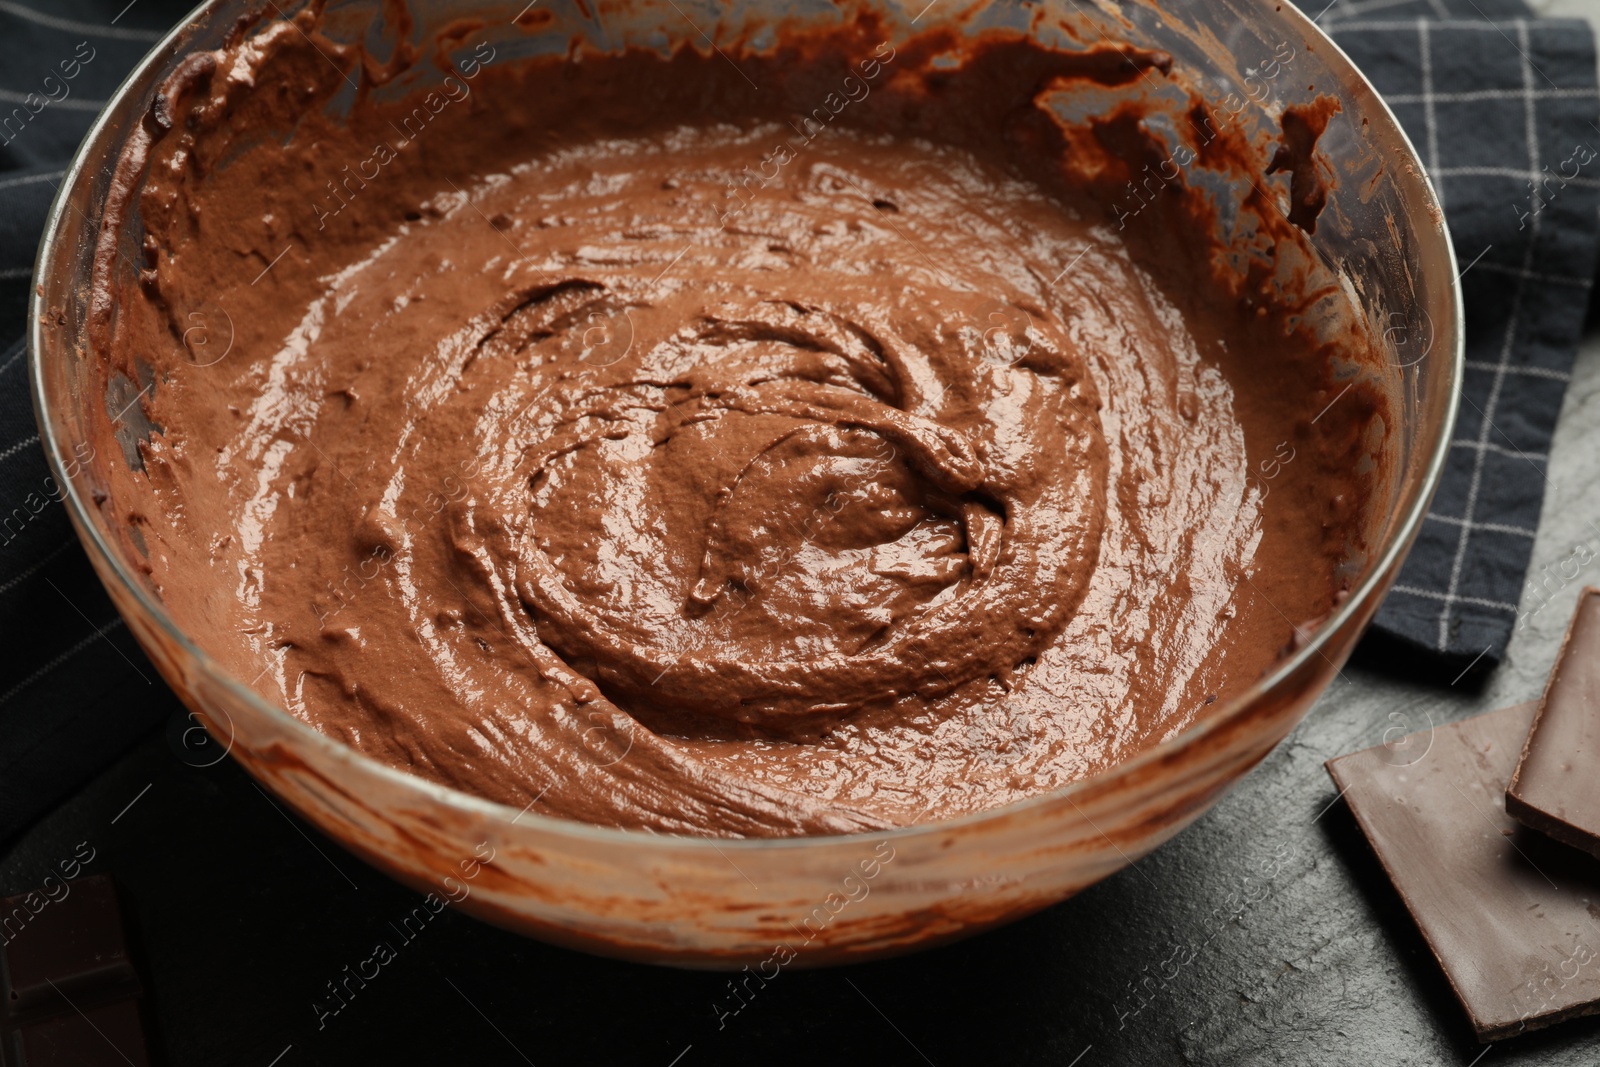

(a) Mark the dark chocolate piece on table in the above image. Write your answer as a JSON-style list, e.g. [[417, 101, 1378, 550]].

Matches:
[[1327, 702, 1600, 1042], [4, 1000, 149, 1067], [0, 874, 152, 1065], [1508, 587, 1600, 857]]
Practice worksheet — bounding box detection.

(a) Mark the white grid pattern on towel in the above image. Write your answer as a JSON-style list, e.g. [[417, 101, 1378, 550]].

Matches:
[[1432, 21, 1542, 645], [1449, 438, 1549, 460], [1425, 513, 1540, 537], [1463, 358, 1572, 379], [1421, 19, 1445, 211], [1472, 262, 1593, 288], [1320, 17, 1545, 30], [0, 616, 127, 712], [1432, 164, 1600, 187], [1391, 584, 1521, 612], [1382, 87, 1597, 103]]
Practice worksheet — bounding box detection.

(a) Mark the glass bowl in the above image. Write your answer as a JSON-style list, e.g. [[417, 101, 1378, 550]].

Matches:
[[29, 0, 1461, 966]]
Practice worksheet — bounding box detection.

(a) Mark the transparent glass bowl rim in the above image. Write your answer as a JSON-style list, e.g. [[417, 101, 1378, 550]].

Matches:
[[28, 0, 1465, 855]]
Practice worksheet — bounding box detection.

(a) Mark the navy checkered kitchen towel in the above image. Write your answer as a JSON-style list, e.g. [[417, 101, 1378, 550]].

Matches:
[[1316, 0, 1600, 672], [0, 0, 1595, 841]]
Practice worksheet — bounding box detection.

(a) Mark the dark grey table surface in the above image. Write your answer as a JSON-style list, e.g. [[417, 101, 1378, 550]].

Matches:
[[12, 6, 1600, 1062], [8, 308, 1600, 1064]]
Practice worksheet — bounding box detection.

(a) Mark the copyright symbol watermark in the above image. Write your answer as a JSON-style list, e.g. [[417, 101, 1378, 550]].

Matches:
[[970, 298, 1036, 367], [1379, 708, 1434, 767], [1382, 307, 1433, 369], [178, 304, 236, 367], [580, 710, 634, 767], [572, 306, 634, 367], [166, 706, 236, 768]]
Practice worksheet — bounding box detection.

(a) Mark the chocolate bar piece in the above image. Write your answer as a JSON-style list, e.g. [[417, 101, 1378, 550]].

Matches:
[[0, 874, 151, 1066], [1508, 587, 1600, 857], [1327, 703, 1600, 1041], [6, 1001, 149, 1067]]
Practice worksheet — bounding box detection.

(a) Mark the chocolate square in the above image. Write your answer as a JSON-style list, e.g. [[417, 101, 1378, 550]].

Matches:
[[0, 874, 151, 1065], [1327, 702, 1600, 1040], [4, 999, 151, 1066], [1508, 587, 1600, 857], [0, 875, 136, 1016]]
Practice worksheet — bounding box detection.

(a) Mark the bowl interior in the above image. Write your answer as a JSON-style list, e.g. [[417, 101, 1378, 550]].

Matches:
[[28, 0, 1459, 963]]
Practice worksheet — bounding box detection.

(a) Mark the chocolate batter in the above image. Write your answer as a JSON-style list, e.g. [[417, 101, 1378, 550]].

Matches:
[[79, 7, 1385, 836]]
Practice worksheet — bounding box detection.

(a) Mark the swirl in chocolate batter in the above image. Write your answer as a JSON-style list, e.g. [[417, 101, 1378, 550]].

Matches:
[[81, 9, 1384, 836]]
